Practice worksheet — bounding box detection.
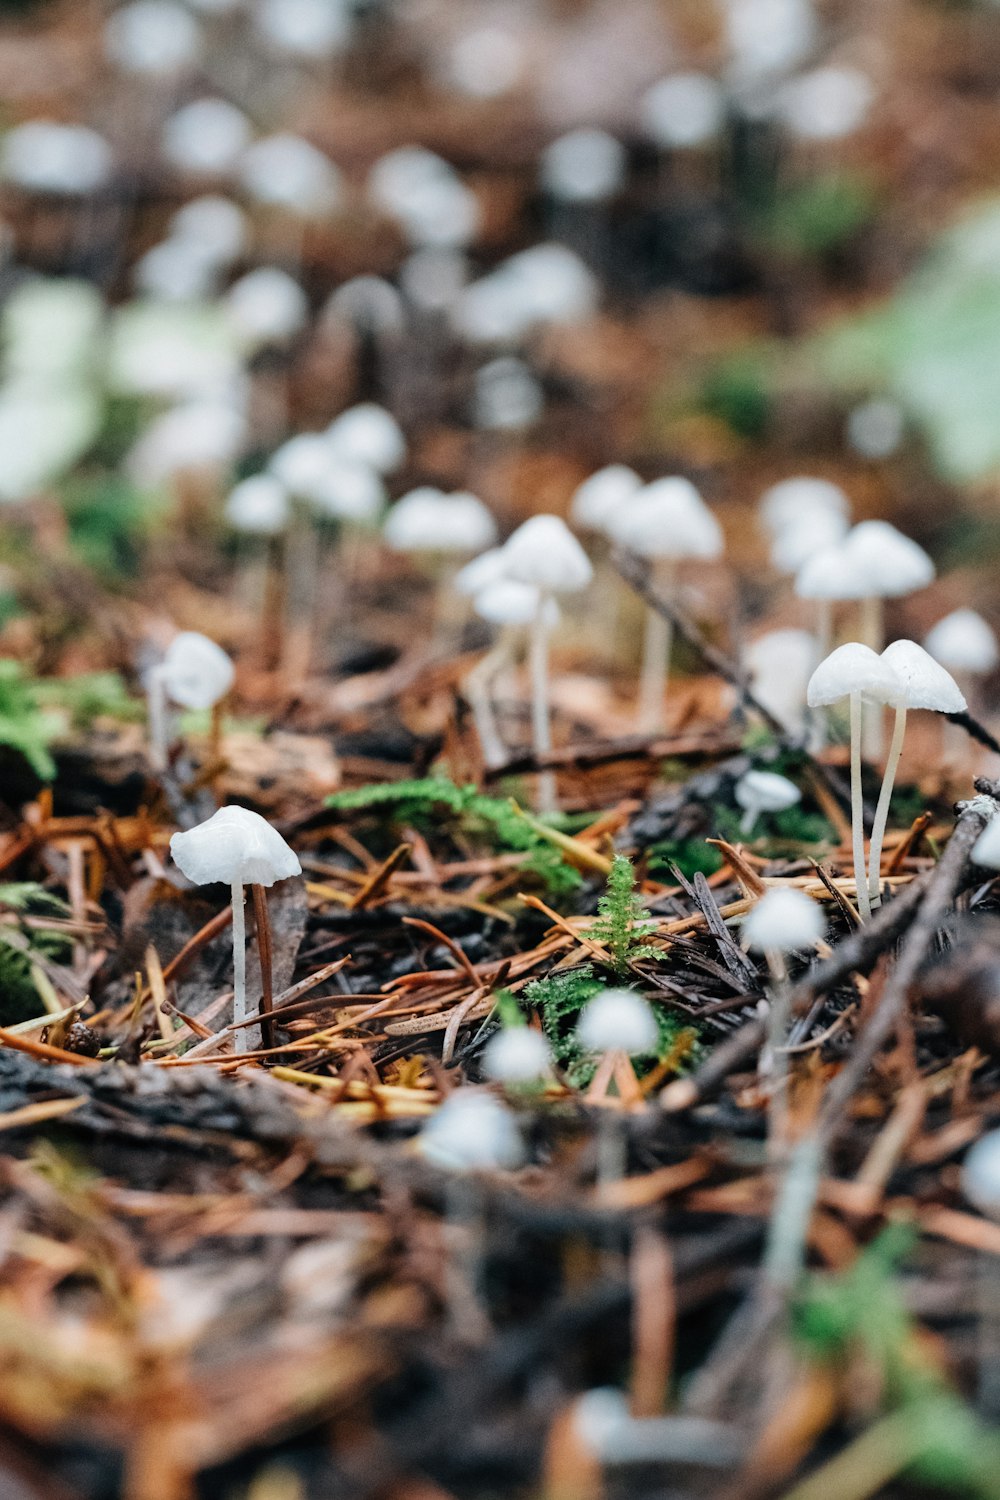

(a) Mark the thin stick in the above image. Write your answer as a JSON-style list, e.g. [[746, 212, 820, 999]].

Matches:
[[867, 704, 907, 908], [849, 690, 872, 921], [251, 884, 274, 1052], [231, 879, 247, 1055]]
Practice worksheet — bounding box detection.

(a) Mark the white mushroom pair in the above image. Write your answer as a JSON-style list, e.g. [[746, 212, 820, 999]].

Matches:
[[457, 515, 592, 810], [807, 640, 966, 919], [795, 520, 934, 755]]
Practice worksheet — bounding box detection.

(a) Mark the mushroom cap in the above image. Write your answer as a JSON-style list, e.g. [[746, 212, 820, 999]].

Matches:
[[576, 988, 659, 1055], [502, 514, 593, 594], [159, 631, 234, 710], [734, 769, 801, 816], [473, 580, 559, 629], [418, 1089, 524, 1171], [162, 98, 252, 177], [879, 639, 967, 713], [640, 72, 724, 149], [308, 459, 385, 525], [105, 0, 202, 76], [255, 0, 350, 58], [238, 134, 342, 215], [482, 1027, 552, 1084], [778, 65, 874, 142], [225, 474, 289, 536], [224, 268, 308, 346], [924, 609, 999, 675], [743, 887, 824, 954], [474, 357, 543, 431], [759, 476, 850, 535], [1, 121, 113, 196], [326, 404, 405, 475], [170, 805, 301, 888], [539, 128, 626, 205], [134, 238, 219, 302], [794, 542, 858, 600], [383, 488, 497, 554], [770, 506, 848, 574], [128, 401, 246, 486], [608, 477, 723, 561], [169, 195, 247, 263], [268, 433, 333, 498], [806, 642, 901, 708], [842, 520, 935, 599], [570, 465, 642, 534], [961, 1129, 1000, 1220], [454, 547, 510, 597], [972, 817, 1000, 872], [746, 628, 818, 732]]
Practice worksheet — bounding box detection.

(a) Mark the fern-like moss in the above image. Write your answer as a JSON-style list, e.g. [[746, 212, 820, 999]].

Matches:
[[584, 854, 660, 979]]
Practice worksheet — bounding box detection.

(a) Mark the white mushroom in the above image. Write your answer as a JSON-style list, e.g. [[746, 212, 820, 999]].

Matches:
[[161, 99, 253, 177], [961, 1129, 1000, 1219], [148, 631, 234, 771], [105, 0, 202, 75], [225, 474, 289, 536], [466, 580, 559, 769], [224, 268, 309, 350], [925, 609, 998, 765], [170, 806, 301, 1053], [743, 886, 825, 1135], [168, 196, 248, 265], [238, 134, 342, 217], [502, 514, 593, 811], [867, 641, 966, 909], [1, 122, 113, 196], [734, 770, 801, 836], [540, 129, 627, 205], [608, 477, 724, 734], [481, 1027, 552, 1086], [639, 73, 725, 151], [576, 988, 659, 1055], [746, 628, 818, 736], [418, 1089, 524, 1171], [326, 404, 406, 475], [570, 465, 642, 536], [807, 642, 901, 921]]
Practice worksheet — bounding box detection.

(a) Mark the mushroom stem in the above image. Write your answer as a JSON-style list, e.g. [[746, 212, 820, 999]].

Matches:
[[860, 594, 885, 761], [762, 948, 790, 1156], [147, 666, 170, 772], [867, 703, 907, 909], [251, 882, 274, 1052], [464, 628, 517, 770], [231, 878, 248, 1055], [849, 690, 872, 922], [529, 592, 556, 814], [739, 803, 760, 837], [637, 560, 676, 734]]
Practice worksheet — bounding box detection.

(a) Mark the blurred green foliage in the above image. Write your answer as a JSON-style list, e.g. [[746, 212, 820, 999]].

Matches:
[[60, 473, 160, 578]]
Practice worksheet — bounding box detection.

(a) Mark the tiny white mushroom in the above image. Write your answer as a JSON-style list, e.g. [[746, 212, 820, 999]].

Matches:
[[576, 988, 659, 1056], [608, 477, 723, 734], [640, 73, 725, 151], [418, 1090, 524, 1171], [502, 514, 593, 812], [1, 121, 113, 196], [570, 465, 642, 536], [105, 0, 202, 75], [466, 580, 558, 769], [162, 98, 253, 177], [743, 887, 824, 1141], [170, 806, 301, 1052], [734, 770, 801, 836], [962, 1130, 1000, 1219], [225, 474, 289, 536], [925, 609, 998, 764], [972, 819, 1000, 873], [326, 404, 406, 475], [540, 128, 627, 205], [481, 1027, 552, 1086], [807, 642, 901, 921], [148, 631, 234, 771], [224, 268, 309, 350], [867, 641, 966, 908], [238, 134, 342, 217]]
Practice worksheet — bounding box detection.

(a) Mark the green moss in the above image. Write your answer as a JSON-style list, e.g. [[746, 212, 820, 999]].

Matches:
[[326, 776, 583, 897]]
